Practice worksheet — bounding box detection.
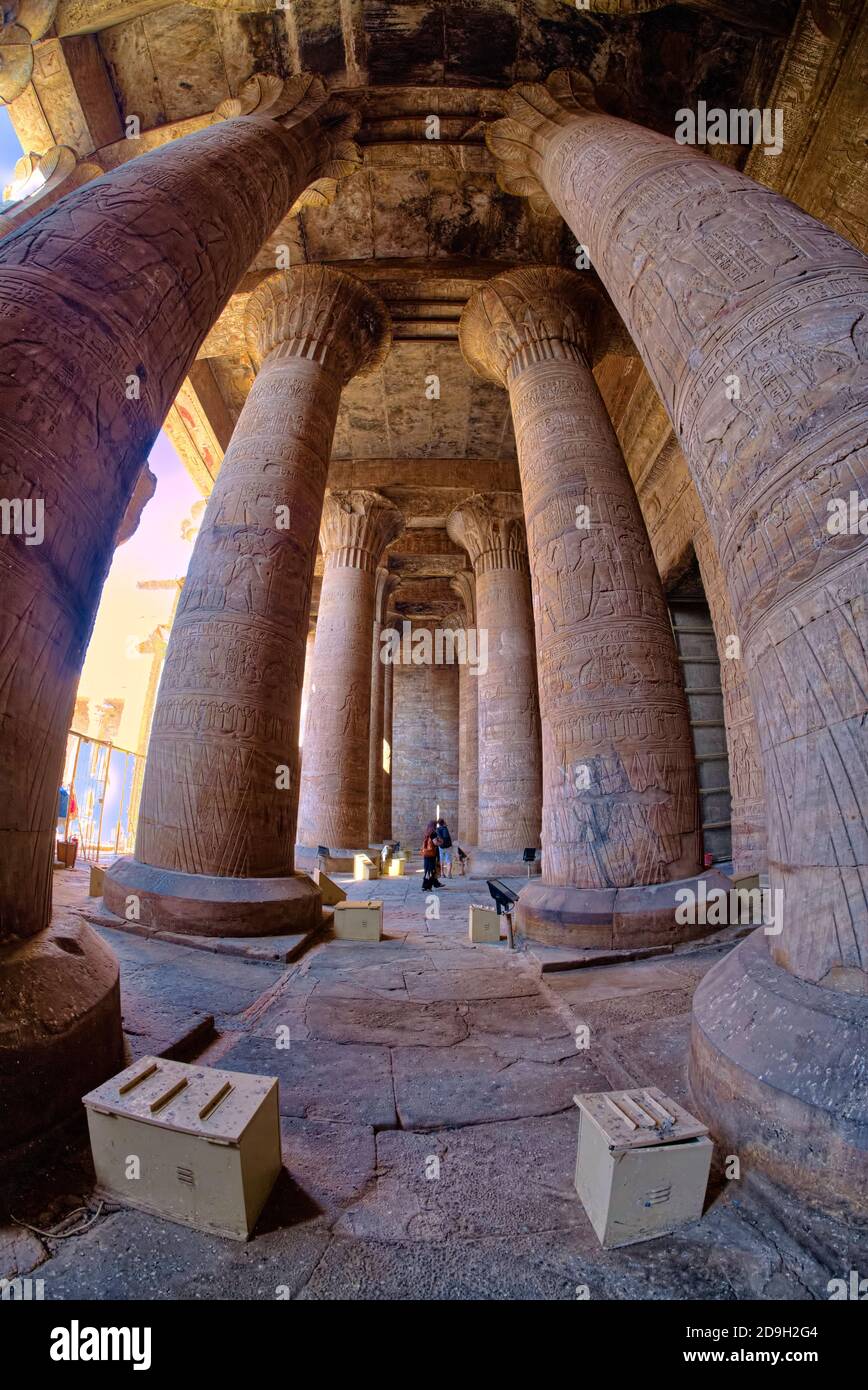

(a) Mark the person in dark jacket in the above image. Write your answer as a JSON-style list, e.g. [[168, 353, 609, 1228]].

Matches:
[[435, 817, 453, 878], [421, 821, 443, 892]]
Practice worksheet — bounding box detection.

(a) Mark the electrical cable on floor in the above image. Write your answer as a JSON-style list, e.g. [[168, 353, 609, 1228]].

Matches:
[[10, 1200, 116, 1239]]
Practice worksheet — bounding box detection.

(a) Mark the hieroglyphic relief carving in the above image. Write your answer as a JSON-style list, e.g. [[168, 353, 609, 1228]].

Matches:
[[0, 74, 347, 941], [447, 494, 541, 866], [131, 269, 391, 886], [297, 489, 404, 853], [450, 570, 479, 846], [460, 267, 701, 890], [369, 566, 399, 843], [487, 72, 868, 985]]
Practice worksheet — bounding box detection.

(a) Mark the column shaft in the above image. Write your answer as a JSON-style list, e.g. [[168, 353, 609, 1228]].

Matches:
[[489, 75, 868, 984], [0, 86, 325, 942], [105, 266, 391, 934], [368, 568, 397, 844], [380, 656, 395, 841], [369, 613, 386, 845], [136, 355, 335, 879], [457, 658, 479, 848], [510, 354, 700, 889], [448, 496, 542, 876], [297, 491, 403, 861]]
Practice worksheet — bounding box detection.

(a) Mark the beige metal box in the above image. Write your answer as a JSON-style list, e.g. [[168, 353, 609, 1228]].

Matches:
[[387, 858, 405, 877], [89, 864, 105, 897], [573, 1088, 712, 1249], [333, 899, 382, 940], [313, 867, 346, 906], [83, 1057, 282, 1241], [353, 852, 379, 880], [469, 903, 501, 943]]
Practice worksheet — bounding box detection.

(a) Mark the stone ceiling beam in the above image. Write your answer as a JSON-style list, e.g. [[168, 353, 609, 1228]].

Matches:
[[8, 32, 123, 158]]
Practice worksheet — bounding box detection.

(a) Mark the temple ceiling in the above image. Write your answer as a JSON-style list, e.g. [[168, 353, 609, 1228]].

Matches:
[[7, 0, 843, 620], [86, 2, 789, 134]]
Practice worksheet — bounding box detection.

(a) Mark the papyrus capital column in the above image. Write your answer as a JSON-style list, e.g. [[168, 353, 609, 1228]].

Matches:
[[487, 74, 868, 1208], [447, 493, 541, 876], [0, 71, 362, 1160], [461, 267, 703, 937], [105, 267, 391, 934], [297, 490, 404, 862], [450, 570, 479, 849], [369, 566, 400, 843]]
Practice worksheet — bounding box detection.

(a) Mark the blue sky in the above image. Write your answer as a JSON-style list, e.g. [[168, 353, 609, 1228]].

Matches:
[[0, 104, 24, 198]]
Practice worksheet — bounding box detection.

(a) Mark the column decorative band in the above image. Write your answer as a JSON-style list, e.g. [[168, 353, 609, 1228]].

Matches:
[[506, 336, 587, 384]]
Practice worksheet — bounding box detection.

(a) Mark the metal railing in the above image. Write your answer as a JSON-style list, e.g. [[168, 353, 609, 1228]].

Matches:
[[59, 730, 146, 865]]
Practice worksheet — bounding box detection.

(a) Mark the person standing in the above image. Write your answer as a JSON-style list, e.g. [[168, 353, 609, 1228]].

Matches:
[[435, 817, 454, 878], [421, 820, 442, 892]]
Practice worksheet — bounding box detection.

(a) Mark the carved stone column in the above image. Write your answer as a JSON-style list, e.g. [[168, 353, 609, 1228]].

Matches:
[[450, 570, 479, 849], [369, 567, 399, 844], [300, 625, 317, 747], [0, 72, 357, 1162], [105, 267, 390, 935], [461, 267, 713, 946], [381, 640, 395, 842], [447, 494, 541, 877], [488, 71, 868, 1209], [297, 491, 404, 866], [692, 523, 767, 874]]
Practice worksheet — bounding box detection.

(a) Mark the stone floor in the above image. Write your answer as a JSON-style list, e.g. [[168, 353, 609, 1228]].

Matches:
[[2, 860, 867, 1301]]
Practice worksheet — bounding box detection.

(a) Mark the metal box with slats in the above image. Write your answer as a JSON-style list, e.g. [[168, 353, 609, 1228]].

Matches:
[[83, 1057, 281, 1241], [332, 899, 382, 940], [573, 1087, 713, 1249]]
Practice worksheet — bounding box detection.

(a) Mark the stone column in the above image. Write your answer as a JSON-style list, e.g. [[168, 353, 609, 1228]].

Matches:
[[369, 567, 399, 844], [450, 571, 479, 849], [488, 71, 868, 1208], [299, 625, 317, 747], [461, 268, 708, 947], [380, 644, 395, 842], [104, 267, 391, 935], [297, 490, 404, 866], [692, 524, 767, 874], [0, 71, 355, 1162], [447, 494, 541, 876]]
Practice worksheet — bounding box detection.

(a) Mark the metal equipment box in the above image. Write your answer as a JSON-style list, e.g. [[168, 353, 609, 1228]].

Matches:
[[313, 867, 347, 905], [82, 1057, 282, 1241], [333, 899, 382, 940], [353, 852, 379, 880], [573, 1087, 712, 1249], [469, 903, 501, 943]]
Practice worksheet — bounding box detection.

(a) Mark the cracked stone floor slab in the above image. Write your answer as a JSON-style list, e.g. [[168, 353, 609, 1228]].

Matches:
[[3, 865, 867, 1300]]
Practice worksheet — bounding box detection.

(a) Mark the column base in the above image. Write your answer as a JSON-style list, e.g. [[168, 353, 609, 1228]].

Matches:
[[689, 930, 868, 1218], [468, 848, 542, 879], [103, 858, 322, 938], [0, 915, 123, 1170], [515, 870, 731, 949], [295, 844, 358, 874]]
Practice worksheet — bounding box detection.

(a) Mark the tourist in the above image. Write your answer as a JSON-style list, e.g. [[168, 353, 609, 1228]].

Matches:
[[421, 820, 442, 892], [436, 817, 454, 878]]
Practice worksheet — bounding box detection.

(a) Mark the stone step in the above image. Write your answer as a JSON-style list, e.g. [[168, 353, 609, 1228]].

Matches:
[[75, 901, 330, 965]]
